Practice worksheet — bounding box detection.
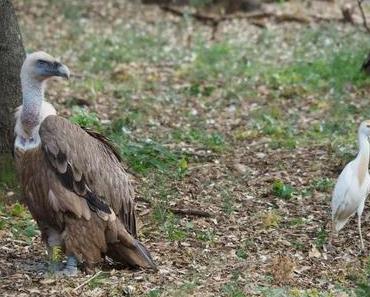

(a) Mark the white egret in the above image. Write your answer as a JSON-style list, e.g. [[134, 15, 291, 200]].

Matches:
[[331, 120, 370, 250]]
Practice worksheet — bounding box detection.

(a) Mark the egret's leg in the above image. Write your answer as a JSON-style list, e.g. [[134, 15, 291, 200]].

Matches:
[[358, 215, 365, 251], [357, 202, 366, 251], [328, 221, 336, 249]]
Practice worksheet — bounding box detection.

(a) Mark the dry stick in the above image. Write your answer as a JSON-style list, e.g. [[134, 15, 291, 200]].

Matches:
[[168, 207, 212, 218], [135, 197, 213, 218], [160, 5, 309, 24], [73, 270, 102, 293], [357, 0, 370, 32]]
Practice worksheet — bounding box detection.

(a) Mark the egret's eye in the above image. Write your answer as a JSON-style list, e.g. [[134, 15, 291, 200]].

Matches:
[[367, 124, 370, 128], [37, 59, 49, 67]]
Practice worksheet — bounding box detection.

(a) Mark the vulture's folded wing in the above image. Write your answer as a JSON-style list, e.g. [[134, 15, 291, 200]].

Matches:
[[39, 115, 137, 237]]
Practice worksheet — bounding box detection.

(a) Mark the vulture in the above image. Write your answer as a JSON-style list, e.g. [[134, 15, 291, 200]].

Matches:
[[14, 52, 156, 275]]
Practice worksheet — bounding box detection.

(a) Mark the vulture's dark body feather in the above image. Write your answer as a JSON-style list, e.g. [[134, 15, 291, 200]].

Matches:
[[15, 115, 155, 269]]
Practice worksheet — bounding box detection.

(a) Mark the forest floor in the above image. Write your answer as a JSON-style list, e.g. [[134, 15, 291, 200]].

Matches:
[[1, 0, 370, 296]]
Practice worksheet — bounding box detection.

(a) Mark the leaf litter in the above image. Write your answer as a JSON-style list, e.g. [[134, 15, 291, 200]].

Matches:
[[2, 0, 370, 296]]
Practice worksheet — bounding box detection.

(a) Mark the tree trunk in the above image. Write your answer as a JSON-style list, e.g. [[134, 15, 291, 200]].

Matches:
[[0, 0, 25, 155]]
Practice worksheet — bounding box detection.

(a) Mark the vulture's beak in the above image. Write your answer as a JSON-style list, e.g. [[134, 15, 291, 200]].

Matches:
[[54, 63, 70, 80]]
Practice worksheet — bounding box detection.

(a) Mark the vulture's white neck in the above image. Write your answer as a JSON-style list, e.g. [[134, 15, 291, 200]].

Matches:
[[14, 75, 56, 151], [20, 76, 45, 129]]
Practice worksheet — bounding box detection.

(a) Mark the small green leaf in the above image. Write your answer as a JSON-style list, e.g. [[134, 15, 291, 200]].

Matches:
[[11, 203, 26, 217], [272, 180, 294, 200]]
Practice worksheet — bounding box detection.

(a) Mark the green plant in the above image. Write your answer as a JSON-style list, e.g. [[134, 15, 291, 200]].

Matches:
[[315, 226, 328, 248], [147, 289, 162, 297], [272, 180, 294, 200], [313, 177, 334, 193], [69, 107, 103, 132], [222, 189, 234, 215], [88, 272, 109, 289], [223, 281, 246, 297]]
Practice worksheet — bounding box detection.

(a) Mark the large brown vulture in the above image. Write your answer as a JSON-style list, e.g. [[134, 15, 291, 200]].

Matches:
[[14, 51, 156, 275]]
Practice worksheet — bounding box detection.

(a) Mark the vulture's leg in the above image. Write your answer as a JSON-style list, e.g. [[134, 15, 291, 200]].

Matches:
[[46, 229, 63, 273], [59, 255, 78, 276]]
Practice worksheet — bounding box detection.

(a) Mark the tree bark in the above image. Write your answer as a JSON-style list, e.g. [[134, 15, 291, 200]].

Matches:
[[0, 0, 25, 154]]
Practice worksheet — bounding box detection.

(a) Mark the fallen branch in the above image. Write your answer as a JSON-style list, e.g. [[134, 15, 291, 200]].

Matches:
[[357, 0, 370, 32], [160, 5, 220, 25], [135, 197, 213, 218], [169, 207, 212, 218], [73, 270, 102, 292], [274, 13, 310, 24], [160, 5, 307, 24]]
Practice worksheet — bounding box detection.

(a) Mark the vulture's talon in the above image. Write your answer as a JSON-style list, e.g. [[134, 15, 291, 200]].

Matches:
[[48, 261, 64, 274], [53, 256, 79, 277], [55, 266, 79, 277]]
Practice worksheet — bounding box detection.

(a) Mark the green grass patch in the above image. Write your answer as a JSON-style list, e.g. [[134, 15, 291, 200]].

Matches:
[[69, 107, 103, 132], [314, 226, 328, 249], [79, 29, 184, 72], [147, 288, 162, 297], [248, 107, 298, 150], [114, 136, 185, 174], [0, 155, 18, 190], [267, 49, 368, 93], [272, 180, 294, 200], [0, 201, 39, 241], [221, 189, 235, 215], [87, 272, 110, 289], [171, 128, 226, 153], [312, 177, 334, 193]]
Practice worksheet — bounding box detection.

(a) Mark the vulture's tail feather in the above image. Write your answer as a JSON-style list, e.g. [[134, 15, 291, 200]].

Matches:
[[133, 240, 156, 269], [107, 240, 157, 270]]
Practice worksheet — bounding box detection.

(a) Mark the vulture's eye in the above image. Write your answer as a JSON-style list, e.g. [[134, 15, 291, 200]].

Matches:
[[37, 60, 49, 67]]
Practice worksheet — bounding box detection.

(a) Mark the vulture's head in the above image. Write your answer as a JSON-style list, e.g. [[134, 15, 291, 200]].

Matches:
[[21, 51, 70, 82]]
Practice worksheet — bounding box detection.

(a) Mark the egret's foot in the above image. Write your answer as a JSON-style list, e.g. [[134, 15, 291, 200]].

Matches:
[[359, 246, 368, 256], [325, 241, 336, 253]]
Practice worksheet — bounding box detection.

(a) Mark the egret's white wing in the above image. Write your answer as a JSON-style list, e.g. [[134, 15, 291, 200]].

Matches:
[[331, 161, 358, 228]]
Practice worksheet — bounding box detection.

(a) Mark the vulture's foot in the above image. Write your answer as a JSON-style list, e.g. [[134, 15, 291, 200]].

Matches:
[[55, 256, 79, 277], [48, 261, 64, 274]]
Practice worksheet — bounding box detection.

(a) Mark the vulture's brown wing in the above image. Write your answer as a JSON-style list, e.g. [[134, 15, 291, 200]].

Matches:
[[82, 127, 122, 162], [39, 115, 137, 237]]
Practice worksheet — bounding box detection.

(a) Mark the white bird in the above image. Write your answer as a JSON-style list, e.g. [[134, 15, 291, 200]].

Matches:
[[331, 120, 370, 250]]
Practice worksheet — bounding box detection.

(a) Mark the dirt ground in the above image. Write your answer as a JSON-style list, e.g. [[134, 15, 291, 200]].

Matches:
[[1, 0, 370, 296]]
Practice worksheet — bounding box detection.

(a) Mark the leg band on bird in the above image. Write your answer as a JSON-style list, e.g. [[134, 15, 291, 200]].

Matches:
[[50, 245, 62, 262], [48, 245, 63, 273]]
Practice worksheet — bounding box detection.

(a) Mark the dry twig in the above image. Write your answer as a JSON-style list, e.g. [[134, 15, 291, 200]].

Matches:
[[73, 270, 102, 292], [169, 207, 212, 217], [357, 0, 370, 32]]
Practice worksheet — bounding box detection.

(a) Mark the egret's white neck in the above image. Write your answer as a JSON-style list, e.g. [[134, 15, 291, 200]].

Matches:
[[357, 132, 370, 164], [20, 75, 45, 132]]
